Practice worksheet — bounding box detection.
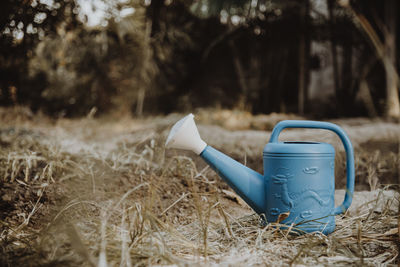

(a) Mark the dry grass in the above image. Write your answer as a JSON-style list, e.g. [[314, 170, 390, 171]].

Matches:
[[0, 108, 399, 266]]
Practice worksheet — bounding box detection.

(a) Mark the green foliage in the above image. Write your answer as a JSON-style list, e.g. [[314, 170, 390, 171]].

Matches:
[[25, 1, 157, 116], [29, 29, 115, 115], [0, 0, 79, 107]]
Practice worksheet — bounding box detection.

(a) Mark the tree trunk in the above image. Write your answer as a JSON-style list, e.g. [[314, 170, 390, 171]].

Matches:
[[136, 20, 153, 116], [359, 80, 377, 117], [298, 26, 305, 114], [146, 0, 162, 37], [340, 35, 353, 112], [136, 88, 145, 116], [278, 49, 288, 113], [298, 0, 310, 115], [327, 0, 341, 110], [229, 40, 249, 110], [384, 0, 400, 118]]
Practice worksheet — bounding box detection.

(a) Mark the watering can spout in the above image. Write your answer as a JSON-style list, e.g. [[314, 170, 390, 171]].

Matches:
[[200, 146, 266, 214], [165, 113, 207, 155], [165, 114, 266, 215]]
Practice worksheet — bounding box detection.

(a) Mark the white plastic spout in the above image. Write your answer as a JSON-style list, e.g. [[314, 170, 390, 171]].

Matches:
[[165, 113, 207, 155]]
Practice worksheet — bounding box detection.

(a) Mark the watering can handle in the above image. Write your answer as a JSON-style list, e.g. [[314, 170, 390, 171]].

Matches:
[[269, 120, 355, 215]]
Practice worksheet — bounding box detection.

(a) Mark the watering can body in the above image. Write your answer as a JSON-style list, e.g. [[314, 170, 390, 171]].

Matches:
[[263, 142, 336, 233], [166, 116, 355, 235]]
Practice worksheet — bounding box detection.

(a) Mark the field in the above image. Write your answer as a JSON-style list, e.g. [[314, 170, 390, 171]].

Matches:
[[0, 107, 399, 266]]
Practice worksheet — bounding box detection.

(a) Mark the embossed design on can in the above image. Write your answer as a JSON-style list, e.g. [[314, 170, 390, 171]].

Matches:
[[303, 167, 319, 174], [270, 208, 280, 216], [300, 210, 313, 218], [272, 167, 293, 184], [272, 167, 294, 208], [272, 167, 331, 211]]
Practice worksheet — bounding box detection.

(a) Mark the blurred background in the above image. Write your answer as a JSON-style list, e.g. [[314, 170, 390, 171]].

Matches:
[[1, 0, 399, 119]]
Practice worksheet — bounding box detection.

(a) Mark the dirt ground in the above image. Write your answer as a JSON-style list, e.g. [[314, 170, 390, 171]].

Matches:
[[0, 107, 399, 266]]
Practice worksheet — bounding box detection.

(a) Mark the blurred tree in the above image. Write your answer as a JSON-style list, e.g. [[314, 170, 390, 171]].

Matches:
[[327, 0, 359, 116], [383, 0, 399, 118], [28, 1, 158, 116], [0, 0, 79, 108], [190, 0, 312, 114], [29, 28, 115, 115], [342, 0, 400, 118], [143, 0, 208, 112], [109, 2, 157, 116]]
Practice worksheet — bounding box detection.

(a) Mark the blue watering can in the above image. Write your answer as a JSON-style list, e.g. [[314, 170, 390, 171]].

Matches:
[[165, 114, 355, 234]]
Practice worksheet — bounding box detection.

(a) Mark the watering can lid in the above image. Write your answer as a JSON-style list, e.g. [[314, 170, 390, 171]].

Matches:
[[263, 141, 335, 155]]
